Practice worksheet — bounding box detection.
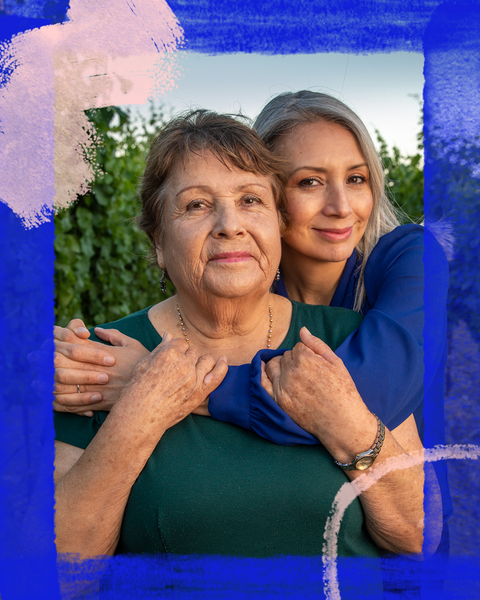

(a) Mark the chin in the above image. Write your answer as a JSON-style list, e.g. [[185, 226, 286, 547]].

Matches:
[[312, 247, 354, 263], [203, 277, 268, 299]]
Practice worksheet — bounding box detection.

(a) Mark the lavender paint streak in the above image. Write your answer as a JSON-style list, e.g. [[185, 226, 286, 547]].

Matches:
[[1, 0, 480, 598], [0, 0, 184, 225]]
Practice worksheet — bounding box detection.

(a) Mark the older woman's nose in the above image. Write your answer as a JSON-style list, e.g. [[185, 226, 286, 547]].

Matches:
[[323, 185, 353, 218], [212, 205, 247, 238]]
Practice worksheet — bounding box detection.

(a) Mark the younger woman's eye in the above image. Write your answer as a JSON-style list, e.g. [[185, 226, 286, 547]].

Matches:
[[348, 175, 367, 184], [298, 177, 320, 187]]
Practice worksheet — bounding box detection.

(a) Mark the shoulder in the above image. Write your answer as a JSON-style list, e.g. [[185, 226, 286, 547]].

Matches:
[[372, 224, 424, 256], [364, 224, 449, 306], [90, 306, 153, 334], [88, 305, 159, 348], [367, 224, 449, 276]]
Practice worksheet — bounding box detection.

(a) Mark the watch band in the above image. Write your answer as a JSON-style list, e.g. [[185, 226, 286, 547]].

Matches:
[[334, 414, 385, 471]]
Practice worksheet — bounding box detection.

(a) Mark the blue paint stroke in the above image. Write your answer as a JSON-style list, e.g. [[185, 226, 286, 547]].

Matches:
[[1, 0, 480, 598]]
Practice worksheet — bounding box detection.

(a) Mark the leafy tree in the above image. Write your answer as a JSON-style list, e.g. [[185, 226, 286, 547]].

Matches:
[[54, 105, 174, 328], [376, 126, 424, 222]]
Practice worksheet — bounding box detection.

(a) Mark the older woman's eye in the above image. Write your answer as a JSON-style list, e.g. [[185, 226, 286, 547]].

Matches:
[[186, 200, 206, 210], [242, 195, 262, 205]]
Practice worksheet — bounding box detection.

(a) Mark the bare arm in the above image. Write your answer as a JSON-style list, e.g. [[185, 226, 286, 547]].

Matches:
[[262, 327, 442, 558], [54, 336, 227, 557]]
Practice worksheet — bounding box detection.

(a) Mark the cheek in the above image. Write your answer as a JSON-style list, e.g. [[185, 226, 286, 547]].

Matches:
[[355, 193, 374, 225], [162, 227, 198, 268], [284, 196, 312, 228], [257, 219, 282, 264]]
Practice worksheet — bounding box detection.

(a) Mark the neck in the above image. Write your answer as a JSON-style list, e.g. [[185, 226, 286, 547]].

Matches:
[[280, 243, 347, 306], [177, 292, 271, 343], [154, 291, 291, 365]]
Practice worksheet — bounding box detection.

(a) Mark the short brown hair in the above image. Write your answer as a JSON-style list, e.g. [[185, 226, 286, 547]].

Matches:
[[137, 110, 288, 261]]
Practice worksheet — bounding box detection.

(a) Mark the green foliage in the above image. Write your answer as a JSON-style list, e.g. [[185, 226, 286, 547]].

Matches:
[[54, 105, 175, 328], [376, 128, 424, 222]]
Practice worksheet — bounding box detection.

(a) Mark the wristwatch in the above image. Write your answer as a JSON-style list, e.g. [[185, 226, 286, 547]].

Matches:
[[334, 414, 385, 471]]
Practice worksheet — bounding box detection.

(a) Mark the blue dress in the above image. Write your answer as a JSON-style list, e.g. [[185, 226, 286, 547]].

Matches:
[[209, 224, 451, 519]]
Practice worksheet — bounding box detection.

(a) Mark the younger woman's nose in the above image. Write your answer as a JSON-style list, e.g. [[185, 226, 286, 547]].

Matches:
[[323, 185, 353, 218]]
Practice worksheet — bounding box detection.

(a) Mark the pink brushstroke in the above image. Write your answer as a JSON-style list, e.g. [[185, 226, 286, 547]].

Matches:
[[0, 0, 185, 228], [322, 444, 480, 600]]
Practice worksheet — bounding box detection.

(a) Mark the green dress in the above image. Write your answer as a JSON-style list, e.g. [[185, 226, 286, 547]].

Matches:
[[54, 301, 381, 559]]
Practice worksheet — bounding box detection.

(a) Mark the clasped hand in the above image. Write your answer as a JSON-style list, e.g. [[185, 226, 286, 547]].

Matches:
[[260, 327, 376, 462], [29, 319, 217, 418]]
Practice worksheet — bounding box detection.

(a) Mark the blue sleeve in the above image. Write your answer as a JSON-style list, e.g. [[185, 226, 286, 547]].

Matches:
[[209, 349, 319, 445], [335, 224, 449, 430]]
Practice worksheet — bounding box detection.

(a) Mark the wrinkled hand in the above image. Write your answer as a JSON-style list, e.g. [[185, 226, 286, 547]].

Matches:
[[261, 327, 375, 462], [54, 322, 150, 414], [116, 335, 228, 432], [28, 319, 149, 416]]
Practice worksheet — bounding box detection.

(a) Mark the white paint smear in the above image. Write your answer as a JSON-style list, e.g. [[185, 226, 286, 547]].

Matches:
[[322, 444, 480, 600], [0, 0, 185, 228]]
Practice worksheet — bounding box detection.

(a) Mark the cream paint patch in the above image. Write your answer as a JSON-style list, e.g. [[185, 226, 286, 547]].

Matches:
[[322, 443, 480, 600], [0, 0, 185, 228]]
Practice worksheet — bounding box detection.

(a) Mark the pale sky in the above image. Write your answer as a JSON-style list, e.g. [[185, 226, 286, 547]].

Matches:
[[124, 51, 424, 157]]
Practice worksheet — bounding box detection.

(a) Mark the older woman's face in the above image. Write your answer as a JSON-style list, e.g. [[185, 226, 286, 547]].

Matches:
[[156, 152, 282, 300], [275, 120, 373, 265]]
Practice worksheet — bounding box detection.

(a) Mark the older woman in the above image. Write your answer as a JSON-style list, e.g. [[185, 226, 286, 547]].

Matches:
[[53, 110, 439, 562]]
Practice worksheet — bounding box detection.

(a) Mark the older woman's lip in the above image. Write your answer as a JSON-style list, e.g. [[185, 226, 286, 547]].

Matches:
[[314, 227, 353, 241], [209, 252, 253, 263]]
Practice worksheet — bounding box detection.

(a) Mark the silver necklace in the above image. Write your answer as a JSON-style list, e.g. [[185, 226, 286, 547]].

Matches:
[[176, 303, 273, 348]]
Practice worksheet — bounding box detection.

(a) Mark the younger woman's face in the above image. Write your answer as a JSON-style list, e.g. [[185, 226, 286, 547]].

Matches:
[[275, 120, 373, 265]]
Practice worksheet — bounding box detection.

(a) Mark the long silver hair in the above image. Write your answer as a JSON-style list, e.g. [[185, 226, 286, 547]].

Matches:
[[253, 90, 402, 312]]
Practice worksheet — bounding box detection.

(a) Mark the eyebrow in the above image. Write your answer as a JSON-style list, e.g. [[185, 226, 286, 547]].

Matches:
[[289, 163, 369, 176], [176, 182, 269, 198]]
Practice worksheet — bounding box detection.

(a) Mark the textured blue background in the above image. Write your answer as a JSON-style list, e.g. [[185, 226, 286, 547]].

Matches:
[[1, 0, 480, 598]]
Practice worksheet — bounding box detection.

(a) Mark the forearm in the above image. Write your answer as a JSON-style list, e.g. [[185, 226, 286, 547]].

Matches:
[[55, 406, 165, 557], [330, 426, 442, 557]]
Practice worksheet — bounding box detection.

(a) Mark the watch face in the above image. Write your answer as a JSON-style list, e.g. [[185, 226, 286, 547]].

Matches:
[[355, 456, 374, 470]]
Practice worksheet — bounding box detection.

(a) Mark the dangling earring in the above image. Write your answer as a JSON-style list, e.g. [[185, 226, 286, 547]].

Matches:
[[275, 268, 281, 281], [160, 268, 167, 294]]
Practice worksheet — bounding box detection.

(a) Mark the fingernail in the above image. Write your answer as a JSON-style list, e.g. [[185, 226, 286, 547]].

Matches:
[[221, 356, 228, 364], [204, 373, 213, 384], [103, 356, 115, 365], [97, 374, 108, 383], [303, 327, 312, 335], [91, 394, 102, 402], [77, 327, 89, 334]]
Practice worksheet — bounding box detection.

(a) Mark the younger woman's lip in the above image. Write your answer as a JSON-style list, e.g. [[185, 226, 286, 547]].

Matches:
[[317, 227, 352, 234], [314, 227, 353, 240]]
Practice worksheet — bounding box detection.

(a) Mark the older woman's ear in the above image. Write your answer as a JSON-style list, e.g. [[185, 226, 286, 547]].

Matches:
[[155, 244, 165, 270]]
